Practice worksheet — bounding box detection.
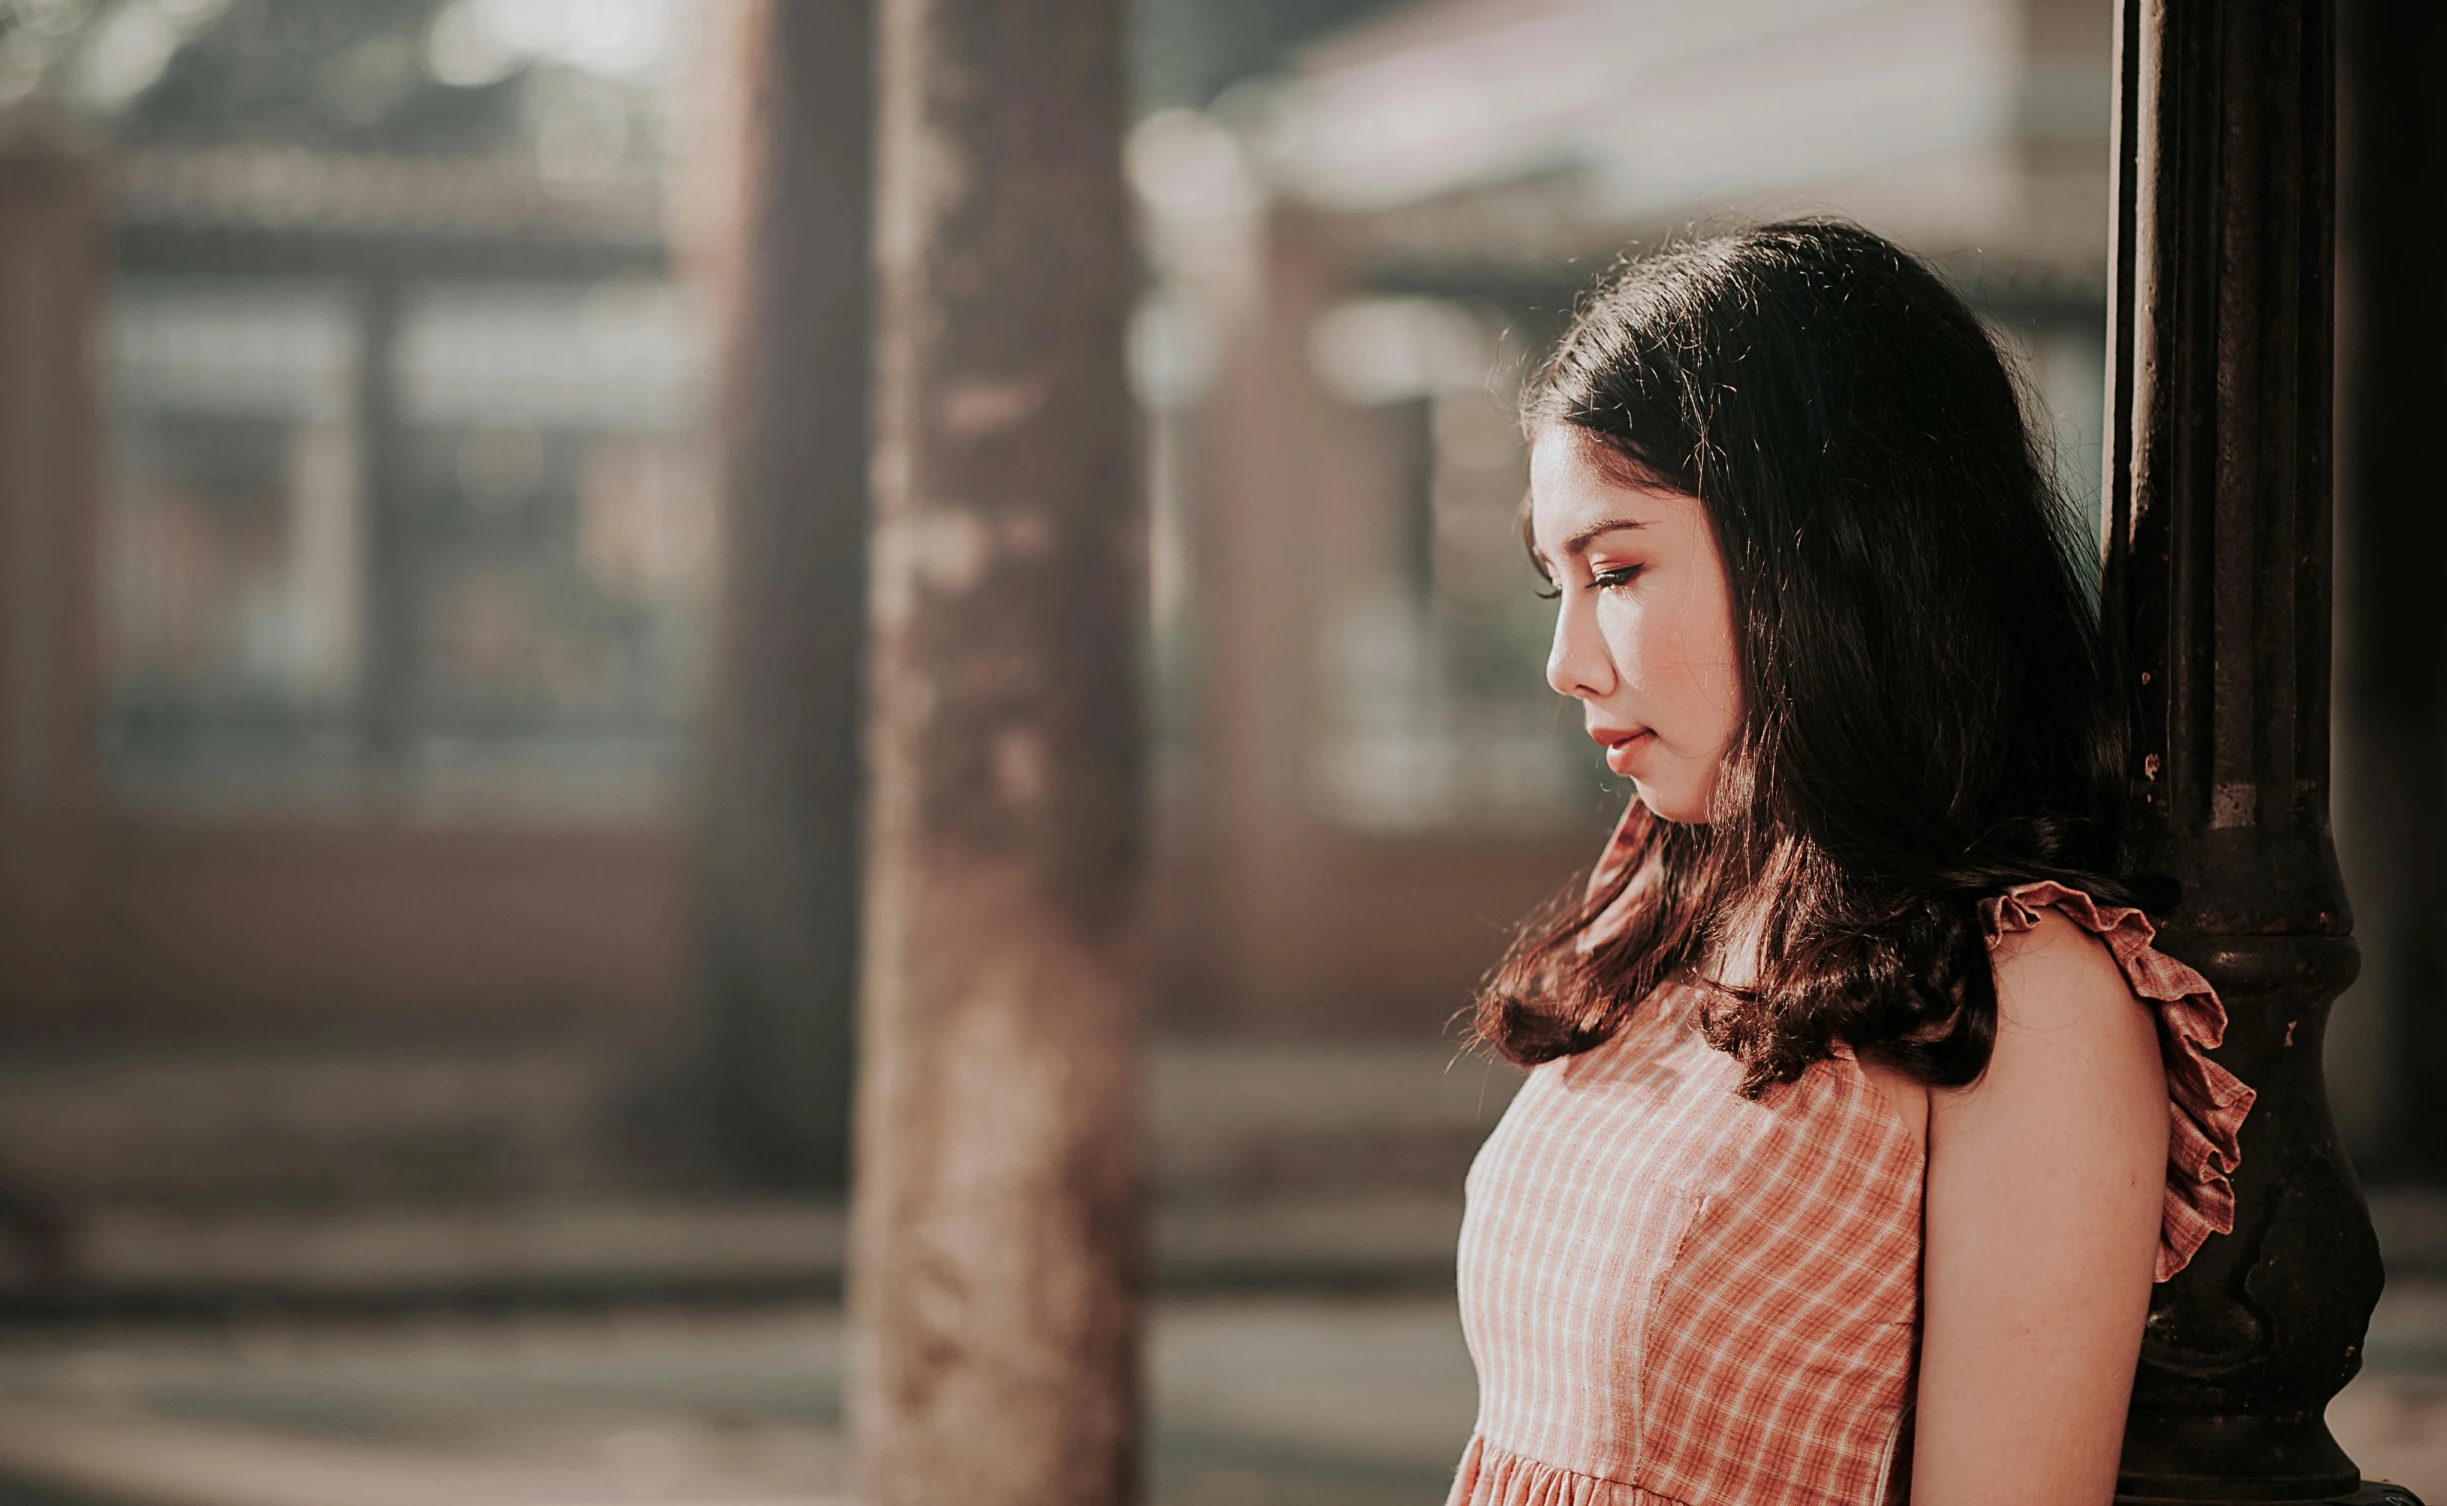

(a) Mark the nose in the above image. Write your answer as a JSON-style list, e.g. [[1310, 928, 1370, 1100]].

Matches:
[[1546, 589, 1614, 701]]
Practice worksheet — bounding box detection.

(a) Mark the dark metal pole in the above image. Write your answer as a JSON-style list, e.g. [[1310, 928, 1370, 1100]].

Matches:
[[850, 0, 1141, 1500], [2102, 5, 2407, 1502], [694, 0, 872, 1189]]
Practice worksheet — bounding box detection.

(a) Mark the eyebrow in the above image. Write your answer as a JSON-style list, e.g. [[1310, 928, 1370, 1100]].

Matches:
[[1530, 515, 1649, 574], [1562, 517, 1649, 556]]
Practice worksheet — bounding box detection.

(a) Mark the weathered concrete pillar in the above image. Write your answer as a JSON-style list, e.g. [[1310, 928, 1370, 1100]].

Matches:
[[851, 0, 1140, 1500], [0, 145, 103, 1025], [691, 0, 872, 1188], [2101, 5, 2406, 1501]]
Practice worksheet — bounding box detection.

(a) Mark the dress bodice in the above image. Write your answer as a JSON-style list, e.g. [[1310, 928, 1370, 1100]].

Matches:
[[1447, 883, 2254, 1506]]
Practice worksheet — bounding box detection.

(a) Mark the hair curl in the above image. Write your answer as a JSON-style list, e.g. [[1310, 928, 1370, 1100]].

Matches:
[[1473, 219, 2139, 1096]]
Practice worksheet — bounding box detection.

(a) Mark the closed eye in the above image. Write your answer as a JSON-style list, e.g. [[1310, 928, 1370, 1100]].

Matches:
[[1594, 564, 1644, 590]]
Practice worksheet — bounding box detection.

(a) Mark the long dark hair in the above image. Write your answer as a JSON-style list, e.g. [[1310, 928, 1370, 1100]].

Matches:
[[1474, 219, 2132, 1094]]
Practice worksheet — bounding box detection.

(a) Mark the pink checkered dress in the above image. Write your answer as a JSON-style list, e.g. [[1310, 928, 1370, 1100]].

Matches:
[[1448, 881, 2253, 1506]]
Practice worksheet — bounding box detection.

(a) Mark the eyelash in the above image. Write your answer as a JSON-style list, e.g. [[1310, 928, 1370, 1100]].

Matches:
[[1531, 565, 1644, 602]]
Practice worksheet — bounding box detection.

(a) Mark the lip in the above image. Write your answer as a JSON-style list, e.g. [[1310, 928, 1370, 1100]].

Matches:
[[1588, 725, 1655, 776]]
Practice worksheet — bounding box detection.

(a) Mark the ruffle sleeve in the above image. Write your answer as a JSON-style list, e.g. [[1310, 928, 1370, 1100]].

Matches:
[[1982, 881, 2255, 1284]]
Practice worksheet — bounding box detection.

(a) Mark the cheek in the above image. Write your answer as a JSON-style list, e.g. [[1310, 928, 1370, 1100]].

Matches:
[[1601, 580, 1739, 728], [1681, 609, 1742, 733], [1592, 599, 1661, 696]]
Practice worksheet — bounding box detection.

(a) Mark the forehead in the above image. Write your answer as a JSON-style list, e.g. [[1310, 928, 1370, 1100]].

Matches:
[[1528, 428, 1683, 548]]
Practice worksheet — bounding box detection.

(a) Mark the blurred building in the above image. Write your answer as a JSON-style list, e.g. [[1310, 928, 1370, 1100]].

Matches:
[[0, 0, 2415, 1264], [0, 0, 718, 1218]]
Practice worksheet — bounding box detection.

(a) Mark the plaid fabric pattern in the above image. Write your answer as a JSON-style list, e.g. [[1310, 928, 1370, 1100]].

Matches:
[[1448, 883, 2251, 1506]]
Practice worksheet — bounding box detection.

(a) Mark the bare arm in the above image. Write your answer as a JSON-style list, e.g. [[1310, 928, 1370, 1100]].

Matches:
[[1910, 909, 2169, 1506]]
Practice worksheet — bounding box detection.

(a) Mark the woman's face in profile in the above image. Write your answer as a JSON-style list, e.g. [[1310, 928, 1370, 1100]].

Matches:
[[1528, 425, 1742, 824]]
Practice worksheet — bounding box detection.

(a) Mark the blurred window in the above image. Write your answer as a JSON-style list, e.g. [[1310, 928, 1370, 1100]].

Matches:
[[103, 274, 710, 817], [105, 279, 366, 796], [1306, 296, 1603, 835]]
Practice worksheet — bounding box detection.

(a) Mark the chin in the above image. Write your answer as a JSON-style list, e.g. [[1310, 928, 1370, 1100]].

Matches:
[[1631, 780, 1712, 825]]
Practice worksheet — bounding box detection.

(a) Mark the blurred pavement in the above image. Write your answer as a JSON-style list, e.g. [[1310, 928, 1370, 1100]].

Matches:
[[0, 1283, 2440, 1506], [0, 1041, 1522, 1306], [0, 1049, 2437, 1505]]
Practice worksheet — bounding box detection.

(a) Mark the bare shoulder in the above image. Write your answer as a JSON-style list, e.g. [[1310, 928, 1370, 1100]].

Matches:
[[1951, 904, 2165, 1122], [1915, 903, 2172, 1506], [1986, 905, 2153, 1043]]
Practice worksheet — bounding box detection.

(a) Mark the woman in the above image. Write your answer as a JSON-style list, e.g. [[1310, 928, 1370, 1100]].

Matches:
[[1449, 221, 2250, 1506]]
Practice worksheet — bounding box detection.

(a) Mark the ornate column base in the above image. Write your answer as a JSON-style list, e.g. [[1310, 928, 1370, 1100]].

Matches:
[[2116, 1486, 2425, 1506], [2116, 1476, 2422, 1506]]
